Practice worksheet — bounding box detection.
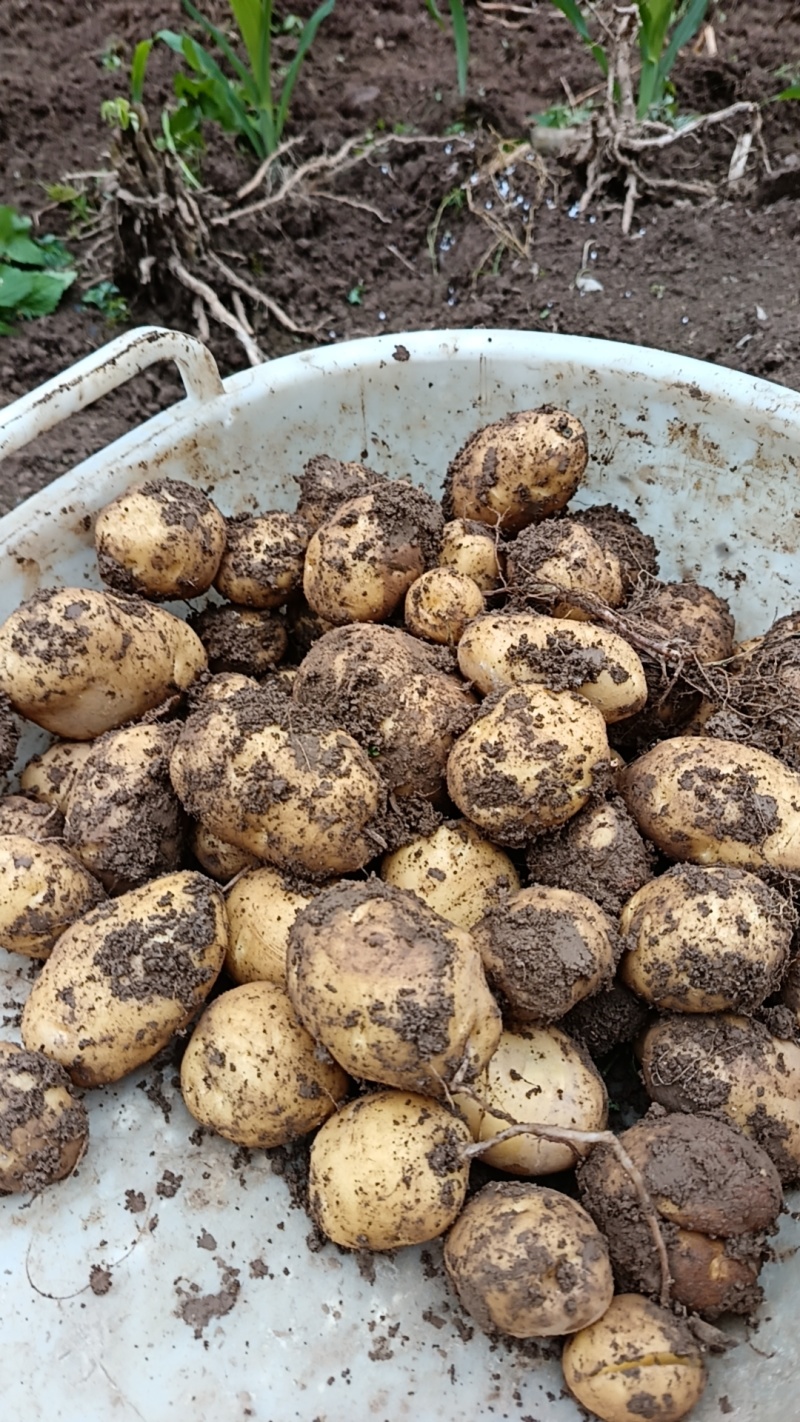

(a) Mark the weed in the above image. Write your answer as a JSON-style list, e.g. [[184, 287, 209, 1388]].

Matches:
[[424, 0, 470, 97], [0, 206, 76, 334], [532, 100, 596, 129], [346, 284, 363, 305], [81, 281, 129, 323]]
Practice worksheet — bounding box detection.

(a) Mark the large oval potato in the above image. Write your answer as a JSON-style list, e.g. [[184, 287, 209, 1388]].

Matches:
[[0, 588, 207, 739], [21, 870, 227, 1086], [0, 1042, 89, 1192], [0, 833, 105, 958], [444, 407, 588, 534], [380, 819, 520, 928]]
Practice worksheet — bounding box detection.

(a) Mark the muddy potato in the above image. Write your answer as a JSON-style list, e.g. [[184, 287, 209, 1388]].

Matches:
[[439, 518, 501, 591], [455, 1024, 608, 1176], [94, 478, 226, 599], [447, 683, 610, 846], [180, 980, 350, 1148], [63, 723, 184, 894], [170, 682, 385, 875], [620, 864, 792, 1013], [303, 482, 443, 625], [0, 833, 105, 959], [635, 580, 735, 664], [0, 691, 18, 776], [458, 611, 646, 723], [474, 884, 618, 1021], [639, 1012, 800, 1183], [295, 452, 384, 530], [404, 568, 485, 645], [444, 406, 588, 534], [287, 880, 501, 1096], [0, 1042, 88, 1192], [0, 587, 207, 740], [506, 519, 624, 619], [284, 592, 336, 657], [444, 1181, 613, 1337], [567, 504, 659, 598], [380, 819, 519, 929], [620, 735, 800, 872], [562, 1294, 707, 1422], [214, 511, 309, 609], [190, 821, 260, 882], [526, 796, 655, 918], [562, 981, 651, 1059], [225, 865, 318, 985], [0, 794, 64, 841], [20, 740, 94, 812], [189, 603, 287, 675], [21, 870, 227, 1087], [309, 1090, 471, 1250]]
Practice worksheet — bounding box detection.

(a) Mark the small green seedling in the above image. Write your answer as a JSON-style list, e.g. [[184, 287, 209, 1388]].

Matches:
[[0, 206, 76, 335]]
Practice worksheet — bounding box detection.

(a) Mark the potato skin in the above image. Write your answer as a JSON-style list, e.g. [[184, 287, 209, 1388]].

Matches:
[[309, 1090, 471, 1250], [0, 1042, 88, 1192], [214, 512, 309, 609], [94, 478, 226, 600], [562, 1294, 707, 1422], [189, 603, 287, 676], [444, 407, 588, 534], [21, 870, 227, 1086], [225, 865, 318, 984], [404, 568, 484, 645], [526, 796, 655, 918], [19, 740, 94, 813], [0, 833, 105, 959], [0, 588, 207, 739], [439, 518, 501, 591], [0, 794, 64, 841], [506, 520, 624, 618], [380, 819, 520, 929]]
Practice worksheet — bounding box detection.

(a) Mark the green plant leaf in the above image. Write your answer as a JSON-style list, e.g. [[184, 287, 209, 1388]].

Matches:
[[447, 0, 469, 96], [179, 4, 259, 103], [0, 206, 47, 267], [168, 31, 265, 153], [775, 84, 800, 100], [0, 264, 75, 317], [424, 0, 444, 23], [653, 0, 708, 102], [131, 38, 154, 104], [275, 0, 334, 143], [549, 0, 608, 77], [82, 281, 129, 322]]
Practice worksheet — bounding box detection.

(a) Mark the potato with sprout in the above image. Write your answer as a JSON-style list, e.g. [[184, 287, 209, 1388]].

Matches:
[[439, 518, 501, 591], [380, 819, 519, 929], [562, 1294, 707, 1422], [214, 511, 309, 609], [445, 406, 588, 533], [0, 1042, 89, 1193], [94, 478, 226, 599]]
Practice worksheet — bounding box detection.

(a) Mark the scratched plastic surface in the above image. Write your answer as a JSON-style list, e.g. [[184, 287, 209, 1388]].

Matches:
[[2, 329, 800, 1422]]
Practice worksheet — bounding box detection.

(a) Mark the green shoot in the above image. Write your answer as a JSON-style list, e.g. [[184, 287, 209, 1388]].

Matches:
[[0, 206, 76, 335], [81, 281, 129, 323], [424, 0, 470, 97]]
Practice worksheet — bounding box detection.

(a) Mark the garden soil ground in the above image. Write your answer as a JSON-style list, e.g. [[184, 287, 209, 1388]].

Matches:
[[1, 0, 799, 514]]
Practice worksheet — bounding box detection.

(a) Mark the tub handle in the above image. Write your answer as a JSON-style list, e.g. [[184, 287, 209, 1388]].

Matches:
[[0, 326, 224, 463]]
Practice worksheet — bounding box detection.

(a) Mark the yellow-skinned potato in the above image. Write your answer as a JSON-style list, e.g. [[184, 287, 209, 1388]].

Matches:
[[444, 1182, 613, 1338], [21, 870, 227, 1087], [190, 821, 260, 882], [636, 580, 735, 663], [0, 794, 64, 841], [458, 611, 647, 723], [189, 603, 287, 676], [0, 588, 207, 740], [170, 684, 385, 876], [506, 520, 624, 619], [0, 833, 105, 959], [620, 864, 791, 1013], [94, 478, 226, 600], [562, 1294, 707, 1422], [454, 1024, 608, 1175], [287, 880, 501, 1096], [404, 569, 484, 645], [620, 735, 800, 871], [20, 740, 94, 812], [447, 683, 610, 846], [309, 1090, 471, 1250], [0, 1042, 89, 1193], [439, 518, 501, 591], [180, 981, 350, 1148], [380, 819, 520, 929], [444, 407, 588, 534], [214, 511, 309, 609], [225, 865, 318, 985]]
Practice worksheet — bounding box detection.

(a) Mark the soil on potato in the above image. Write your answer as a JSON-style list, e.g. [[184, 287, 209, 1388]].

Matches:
[[1, 0, 799, 515]]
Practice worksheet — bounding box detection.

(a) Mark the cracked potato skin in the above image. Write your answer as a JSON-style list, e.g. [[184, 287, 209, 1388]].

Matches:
[[444, 406, 588, 534]]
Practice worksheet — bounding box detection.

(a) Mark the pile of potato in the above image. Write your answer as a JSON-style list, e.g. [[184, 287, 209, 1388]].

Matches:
[[2, 408, 800, 1422]]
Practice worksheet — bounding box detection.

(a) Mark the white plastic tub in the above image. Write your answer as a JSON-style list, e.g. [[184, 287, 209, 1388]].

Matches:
[[1, 326, 800, 1422]]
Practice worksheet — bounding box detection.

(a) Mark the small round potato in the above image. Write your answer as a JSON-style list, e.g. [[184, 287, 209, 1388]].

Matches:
[[455, 1023, 608, 1176], [444, 407, 588, 534], [189, 603, 287, 676], [225, 865, 318, 985], [0, 794, 64, 841], [309, 1090, 471, 1250], [214, 512, 310, 609], [526, 796, 655, 917], [562, 1294, 707, 1422], [380, 819, 520, 929], [0, 1042, 88, 1193], [444, 1181, 613, 1337], [439, 518, 501, 591], [404, 569, 484, 645], [447, 683, 610, 846], [0, 833, 105, 958], [287, 880, 501, 1096], [620, 864, 792, 1013], [506, 519, 624, 618], [94, 478, 226, 599], [190, 821, 260, 882], [180, 981, 350, 1148], [20, 740, 95, 812]]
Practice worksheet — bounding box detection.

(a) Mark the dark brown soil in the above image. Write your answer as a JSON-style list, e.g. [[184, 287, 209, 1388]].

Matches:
[[1, 1, 799, 516]]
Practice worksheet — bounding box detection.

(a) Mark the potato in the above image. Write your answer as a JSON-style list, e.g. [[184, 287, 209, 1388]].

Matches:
[[562, 981, 651, 1059], [567, 504, 659, 598], [620, 864, 792, 1013], [473, 884, 618, 1021], [180, 981, 349, 1148], [94, 478, 226, 599], [444, 1181, 613, 1337], [454, 1024, 608, 1176], [214, 512, 309, 609], [620, 735, 800, 872], [639, 1012, 800, 1182], [562, 1294, 707, 1422], [457, 611, 647, 723], [0, 691, 18, 775], [0, 794, 64, 841], [284, 593, 336, 657], [309, 1090, 471, 1250], [633, 580, 734, 663], [447, 683, 610, 846], [444, 407, 588, 534], [0, 833, 105, 959], [190, 821, 260, 882], [189, 603, 287, 675], [287, 880, 501, 1096], [404, 569, 484, 645], [295, 452, 384, 530], [439, 518, 501, 591], [19, 740, 94, 812], [21, 870, 227, 1086], [225, 865, 317, 985], [526, 796, 655, 917], [380, 819, 519, 929], [0, 1042, 88, 1192], [0, 588, 207, 740], [303, 483, 443, 625], [506, 519, 624, 618], [170, 682, 385, 875], [63, 723, 184, 894]]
